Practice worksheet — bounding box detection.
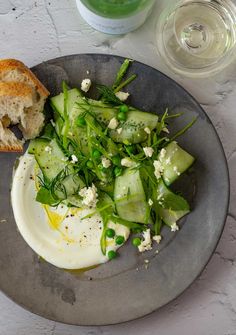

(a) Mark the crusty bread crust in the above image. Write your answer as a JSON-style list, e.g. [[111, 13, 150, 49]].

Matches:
[[0, 59, 50, 98], [0, 143, 23, 152], [0, 81, 33, 98]]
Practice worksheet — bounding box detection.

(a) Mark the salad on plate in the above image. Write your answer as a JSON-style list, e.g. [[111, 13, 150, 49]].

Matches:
[[11, 59, 196, 270]]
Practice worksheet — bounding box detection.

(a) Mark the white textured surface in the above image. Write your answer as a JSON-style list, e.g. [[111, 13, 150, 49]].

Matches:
[[1, 0, 236, 334]]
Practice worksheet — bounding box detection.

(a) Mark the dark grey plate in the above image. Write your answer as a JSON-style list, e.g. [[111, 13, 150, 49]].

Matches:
[[0, 54, 229, 326]]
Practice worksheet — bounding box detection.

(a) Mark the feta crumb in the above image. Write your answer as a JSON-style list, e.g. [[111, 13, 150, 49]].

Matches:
[[108, 117, 119, 130], [44, 146, 52, 153], [86, 70, 90, 75], [144, 259, 149, 264], [153, 160, 163, 180], [101, 156, 111, 169], [144, 127, 151, 134], [71, 154, 78, 163], [155, 250, 159, 254], [171, 223, 179, 232], [163, 127, 170, 134], [81, 78, 91, 93], [138, 229, 152, 252], [173, 166, 180, 176], [153, 235, 162, 244], [115, 91, 130, 102], [143, 147, 154, 158], [79, 184, 98, 208], [148, 199, 153, 206], [159, 148, 166, 161], [121, 157, 135, 168], [117, 127, 123, 134]]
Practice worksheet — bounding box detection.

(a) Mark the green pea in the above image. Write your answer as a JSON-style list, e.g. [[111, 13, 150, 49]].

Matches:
[[119, 104, 129, 113], [86, 160, 93, 168], [117, 112, 127, 121], [114, 166, 123, 177], [76, 116, 86, 127], [92, 149, 101, 159], [112, 155, 121, 166], [115, 235, 125, 245], [107, 250, 117, 260], [132, 237, 141, 247], [105, 228, 115, 238]]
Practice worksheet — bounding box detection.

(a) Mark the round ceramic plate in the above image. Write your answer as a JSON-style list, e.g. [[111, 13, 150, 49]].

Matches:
[[0, 54, 229, 325]]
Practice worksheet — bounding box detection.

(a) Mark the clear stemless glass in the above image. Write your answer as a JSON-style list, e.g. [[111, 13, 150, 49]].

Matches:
[[156, 0, 236, 77]]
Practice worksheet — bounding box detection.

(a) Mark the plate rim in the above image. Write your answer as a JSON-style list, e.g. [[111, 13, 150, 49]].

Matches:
[[0, 53, 230, 326]]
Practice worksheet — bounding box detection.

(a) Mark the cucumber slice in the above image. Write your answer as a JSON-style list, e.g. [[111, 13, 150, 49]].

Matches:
[[159, 141, 195, 185], [28, 138, 68, 182], [110, 109, 158, 144], [114, 168, 148, 224], [50, 88, 82, 118], [157, 179, 190, 226], [71, 98, 158, 144]]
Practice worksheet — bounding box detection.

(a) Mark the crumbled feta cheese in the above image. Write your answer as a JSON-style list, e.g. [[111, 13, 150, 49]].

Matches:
[[108, 117, 119, 130], [148, 199, 153, 206], [101, 157, 111, 169], [44, 146, 52, 153], [81, 78, 91, 93], [159, 148, 166, 161], [117, 127, 123, 134], [121, 157, 135, 168], [143, 147, 154, 158], [153, 235, 162, 244], [173, 166, 180, 176], [71, 154, 78, 163], [115, 91, 130, 102], [163, 127, 170, 134], [144, 259, 149, 264], [86, 70, 90, 75], [79, 184, 98, 208], [138, 229, 152, 252], [144, 127, 151, 135], [153, 160, 163, 180], [171, 223, 179, 232]]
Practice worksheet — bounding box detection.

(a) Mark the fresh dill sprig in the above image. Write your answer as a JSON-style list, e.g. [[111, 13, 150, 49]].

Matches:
[[97, 84, 122, 105]]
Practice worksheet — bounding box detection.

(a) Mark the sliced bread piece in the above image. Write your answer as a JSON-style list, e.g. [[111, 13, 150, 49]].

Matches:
[[0, 121, 24, 152], [0, 81, 35, 152], [0, 58, 50, 140], [0, 59, 49, 97]]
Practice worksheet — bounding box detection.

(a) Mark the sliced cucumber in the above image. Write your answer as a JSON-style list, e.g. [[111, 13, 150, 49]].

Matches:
[[159, 141, 195, 185], [157, 179, 190, 226], [50, 88, 82, 118], [114, 168, 148, 224], [28, 138, 67, 182], [109, 110, 158, 144], [71, 98, 158, 144]]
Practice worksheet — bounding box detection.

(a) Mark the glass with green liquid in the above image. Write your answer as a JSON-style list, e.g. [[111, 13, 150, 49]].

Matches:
[[76, 0, 155, 34]]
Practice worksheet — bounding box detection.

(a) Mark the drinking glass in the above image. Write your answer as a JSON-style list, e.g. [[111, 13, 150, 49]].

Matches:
[[156, 0, 236, 77]]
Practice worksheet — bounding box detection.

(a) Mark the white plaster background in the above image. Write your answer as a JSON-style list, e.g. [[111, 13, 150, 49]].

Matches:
[[0, 0, 236, 334]]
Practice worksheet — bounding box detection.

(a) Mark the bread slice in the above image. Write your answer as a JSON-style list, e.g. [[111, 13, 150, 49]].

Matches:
[[0, 59, 50, 151], [0, 81, 35, 152], [0, 121, 24, 152]]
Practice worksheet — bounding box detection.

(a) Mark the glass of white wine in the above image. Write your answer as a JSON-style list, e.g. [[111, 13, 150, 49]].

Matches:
[[156, 0, 236, 77]]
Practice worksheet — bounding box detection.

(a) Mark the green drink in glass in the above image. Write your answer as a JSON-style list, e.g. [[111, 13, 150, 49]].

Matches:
[[76, 0, 155, 34]]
